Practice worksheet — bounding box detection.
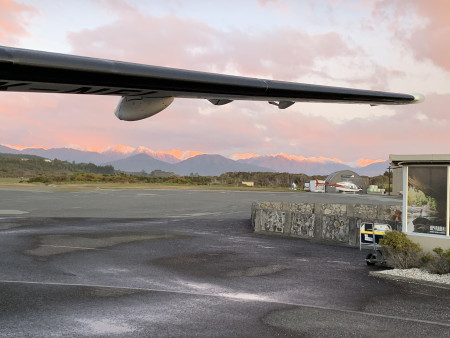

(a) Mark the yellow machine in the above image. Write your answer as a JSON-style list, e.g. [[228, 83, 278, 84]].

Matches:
[[360, 222, 392, 265]]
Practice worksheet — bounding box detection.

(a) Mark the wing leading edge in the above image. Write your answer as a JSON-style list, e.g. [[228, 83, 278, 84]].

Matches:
[[0, 45, 424, 121]]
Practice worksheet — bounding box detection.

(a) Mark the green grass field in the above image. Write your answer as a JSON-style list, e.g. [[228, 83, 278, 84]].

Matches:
[[0, 178, 304, 192]]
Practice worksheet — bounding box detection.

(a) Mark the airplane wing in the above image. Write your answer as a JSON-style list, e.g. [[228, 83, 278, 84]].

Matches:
[[0, 46, 424, 121]]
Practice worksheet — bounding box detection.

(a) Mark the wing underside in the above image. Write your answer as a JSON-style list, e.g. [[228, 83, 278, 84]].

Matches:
[[0, 46, 423, 121]]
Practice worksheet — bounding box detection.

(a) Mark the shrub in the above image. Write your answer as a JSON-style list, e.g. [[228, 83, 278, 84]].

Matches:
[[28, 175, 52, 184], [166, 177, 190, 184], [423, 247, 450, 275], [421, 252, 435, 265], [379, 231, 423, 269]]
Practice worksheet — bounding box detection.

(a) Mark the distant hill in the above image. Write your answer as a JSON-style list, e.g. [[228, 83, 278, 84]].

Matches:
[[22, 147, 108, 164], [0, 145, 202, 165], [0, 144, 388, 176], [105, 153, 174, 173], [237, 155, 353, 176], [0, 145, 20, 154], [171, 154, 273, 176], [357, 160, 389, 177], [102, 146, 181, 164], [0, 153, 114, 177], [106, 153, 273, 176]]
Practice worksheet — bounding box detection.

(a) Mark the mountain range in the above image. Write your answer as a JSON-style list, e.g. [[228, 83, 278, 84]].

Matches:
[[0, 144, 388, 176]]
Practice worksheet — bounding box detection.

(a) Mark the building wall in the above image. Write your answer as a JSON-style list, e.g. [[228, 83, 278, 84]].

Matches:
[[402, 164, 450, 248], [251, 201, 402, 247], [406, 234, 450, 251], [392, 167, 403, 196], [251, 200, 450, 252]]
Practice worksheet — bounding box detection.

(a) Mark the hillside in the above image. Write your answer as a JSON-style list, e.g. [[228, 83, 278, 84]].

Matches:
[[106, 153, 273, 176], [0, 153, 115, 178], [238, 155, 353, 175], [106, 153, 174, 173], [0, 144, 388, 176], [171, 154, 273, 176]]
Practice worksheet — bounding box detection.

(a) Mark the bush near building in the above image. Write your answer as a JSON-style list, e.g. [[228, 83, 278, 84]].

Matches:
[[380, 230, 450, 274], [380, 231, 423, 269], [422, 247, 450, 275]]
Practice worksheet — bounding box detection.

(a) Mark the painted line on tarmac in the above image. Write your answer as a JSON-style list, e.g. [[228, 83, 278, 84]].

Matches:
[[167, 212, 225, 218], [1, 279, 449, 328], [0, 210, 29, 215], [326, 260, 351, 265], [39, 245, 106, 251]]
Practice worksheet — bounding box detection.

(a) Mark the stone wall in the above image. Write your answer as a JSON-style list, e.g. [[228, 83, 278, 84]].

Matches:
[[251, 202, 402, 247]]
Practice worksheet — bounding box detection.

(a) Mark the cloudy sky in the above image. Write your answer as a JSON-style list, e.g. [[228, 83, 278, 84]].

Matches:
[[1, 0, 449, 166]]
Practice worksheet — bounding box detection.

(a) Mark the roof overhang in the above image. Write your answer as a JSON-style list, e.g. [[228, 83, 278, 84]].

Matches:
[[390, 154, 450, 167]]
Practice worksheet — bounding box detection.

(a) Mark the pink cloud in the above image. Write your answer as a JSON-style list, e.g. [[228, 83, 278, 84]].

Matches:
[[258, 0, 278, 6], [66, 2, 362, 82], [414, 0, 450, 71], [1, 0, 447, 166], [266, 153, 343, 163], [374, 0, 450, 71], [0, 92, 117, 149], [0, 0, 36, 44], [4, 90, 445, 164]]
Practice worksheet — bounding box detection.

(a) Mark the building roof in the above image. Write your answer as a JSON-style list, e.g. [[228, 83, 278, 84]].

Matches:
[[390, 154, 450, 166], [325, 170, 361, 183]]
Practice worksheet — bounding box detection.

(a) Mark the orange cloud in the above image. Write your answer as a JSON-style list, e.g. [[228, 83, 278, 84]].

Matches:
[[357, 158, 386, 167], [2, 144, 50, 150], [232, 153, 260, 160]]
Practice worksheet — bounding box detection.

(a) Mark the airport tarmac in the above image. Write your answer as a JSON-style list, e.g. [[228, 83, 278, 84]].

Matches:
[[0, 187, 449, 337], [0, 185, 403, 218]]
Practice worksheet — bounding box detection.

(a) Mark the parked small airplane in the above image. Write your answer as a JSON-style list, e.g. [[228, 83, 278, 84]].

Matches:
[[313, 179, 361, 193], [0, 46, 424, 121], [311, 179, 326, 193], [326, 181, 362, 193]]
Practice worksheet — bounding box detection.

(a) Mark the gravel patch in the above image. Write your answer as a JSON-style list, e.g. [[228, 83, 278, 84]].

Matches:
[[370, 268, 450, 288]]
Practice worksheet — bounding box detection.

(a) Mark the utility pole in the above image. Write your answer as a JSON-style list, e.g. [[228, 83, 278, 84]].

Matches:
[[387, 166, 392, 196]]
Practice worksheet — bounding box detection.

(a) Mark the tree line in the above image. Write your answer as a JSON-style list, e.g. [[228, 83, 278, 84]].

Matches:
[[0, 152, 392, 189], [0, 153, 114, 178]]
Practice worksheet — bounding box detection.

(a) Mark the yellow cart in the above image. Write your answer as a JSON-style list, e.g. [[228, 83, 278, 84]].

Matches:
[[360, 222, 391, 265]]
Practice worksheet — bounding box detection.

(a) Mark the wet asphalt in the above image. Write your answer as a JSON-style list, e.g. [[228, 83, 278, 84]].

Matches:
[[0, 187, 449, 337]]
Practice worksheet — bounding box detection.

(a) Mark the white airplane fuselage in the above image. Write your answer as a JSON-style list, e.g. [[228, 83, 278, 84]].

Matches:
[[332, 182, 362, 193]]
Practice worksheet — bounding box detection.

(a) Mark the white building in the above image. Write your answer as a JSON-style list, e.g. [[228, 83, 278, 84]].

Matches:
[[390, 154, 450, 251]]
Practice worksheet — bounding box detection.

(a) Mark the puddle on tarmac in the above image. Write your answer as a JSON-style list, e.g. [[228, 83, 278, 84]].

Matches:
[[76, 318, 136, 335], [226, 264, 288, 277], [153, 252, 287, 278], [24, 232, 183, 258]]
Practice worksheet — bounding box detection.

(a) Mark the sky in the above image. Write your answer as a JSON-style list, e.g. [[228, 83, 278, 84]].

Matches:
[[0, 0, 449, 166]]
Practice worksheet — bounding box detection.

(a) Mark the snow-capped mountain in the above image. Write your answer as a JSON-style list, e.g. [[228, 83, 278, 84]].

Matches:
[[0, 144, 387, 176]]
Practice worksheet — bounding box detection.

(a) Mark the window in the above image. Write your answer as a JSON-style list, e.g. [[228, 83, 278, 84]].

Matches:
[[407, 166, 448, 236]]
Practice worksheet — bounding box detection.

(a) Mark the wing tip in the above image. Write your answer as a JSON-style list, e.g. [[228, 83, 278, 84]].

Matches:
[[412, 93, 425, 104]]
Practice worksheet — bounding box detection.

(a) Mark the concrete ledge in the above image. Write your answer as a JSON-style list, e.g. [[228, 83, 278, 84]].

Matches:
[[369, 270, 450, 289], [251, 201, 402, 247]]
